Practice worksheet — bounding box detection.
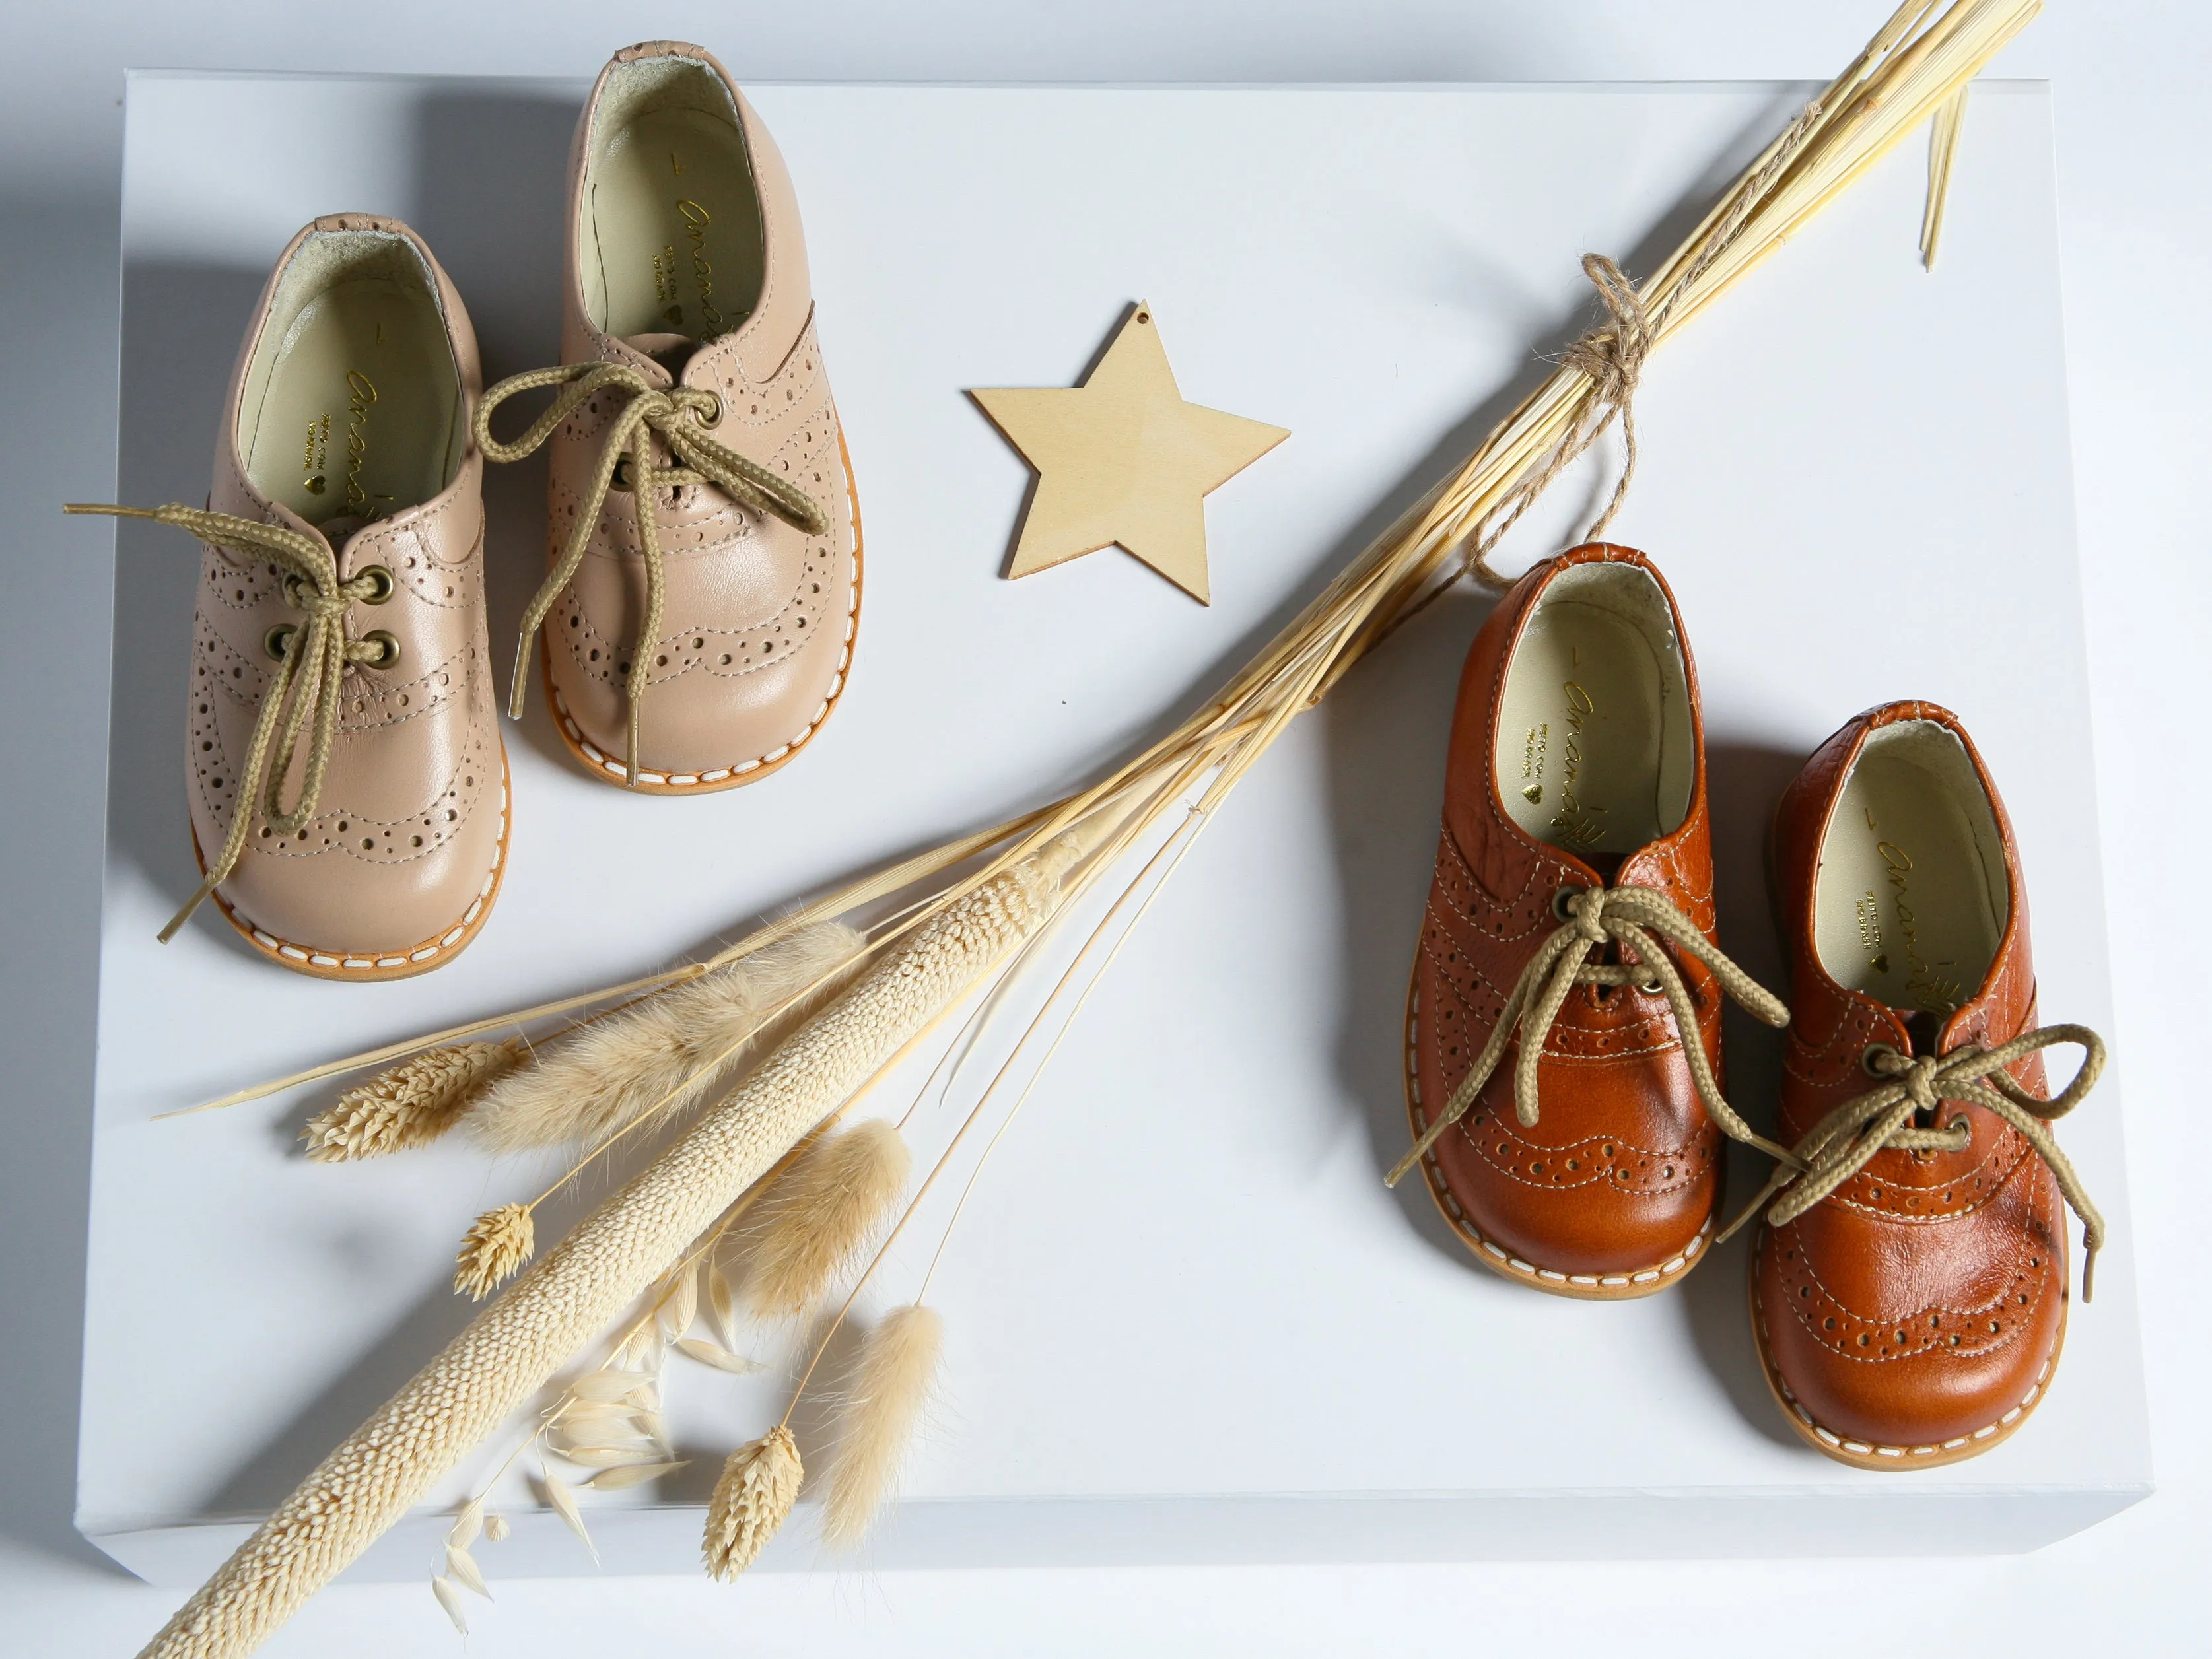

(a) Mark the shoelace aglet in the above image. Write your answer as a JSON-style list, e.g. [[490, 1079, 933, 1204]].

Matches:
[[65, 502, 159, 521], [506, 638, 532, 722], [157, 875, 220, 945], [2081, 1238, 2097, 1304]]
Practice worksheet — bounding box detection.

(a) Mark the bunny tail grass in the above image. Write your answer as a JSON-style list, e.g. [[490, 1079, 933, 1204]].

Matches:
[[701, 1426, 803, 1580], [743, 1120, 912, 1321], [823, 1304, 944, 1549], [454, 1204, 535, 1301], [465, 921, 866, 1155], [301, 1040, 525, 1163]]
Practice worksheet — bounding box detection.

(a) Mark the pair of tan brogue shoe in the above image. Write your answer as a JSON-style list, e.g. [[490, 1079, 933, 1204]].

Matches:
[[1399, 543, 2106, 1469], [75, 42, 857, 978]]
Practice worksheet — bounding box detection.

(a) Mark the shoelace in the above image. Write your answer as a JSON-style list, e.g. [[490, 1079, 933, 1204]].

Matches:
[[64, 501, 400, 941], [1387, 883, 1793, 1188], [1721, 1025, 2108, 1300], [475, 362, 830, 785]]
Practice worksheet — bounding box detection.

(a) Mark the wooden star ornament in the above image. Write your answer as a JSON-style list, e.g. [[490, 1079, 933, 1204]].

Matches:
[[970, 304, 1288, 604]]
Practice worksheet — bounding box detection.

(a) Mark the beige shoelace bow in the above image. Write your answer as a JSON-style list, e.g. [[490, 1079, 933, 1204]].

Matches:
[[1723, 1025, 2108, 1300], [1387, 883, 1792, 1188], [476, 362, 831, 786], [65, 501, 400, 941]]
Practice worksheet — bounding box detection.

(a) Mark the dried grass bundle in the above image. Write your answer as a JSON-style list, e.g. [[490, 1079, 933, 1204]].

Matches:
[[467, 920, 864, 1154], [823, 1304, 944, 1548], [299, 1040, 523, 1163], [142, 834, 1090, 1659], [742, 1119, 911, 1320], [702, 1427, 804, 1580], [139, 11, 2038, 1654]]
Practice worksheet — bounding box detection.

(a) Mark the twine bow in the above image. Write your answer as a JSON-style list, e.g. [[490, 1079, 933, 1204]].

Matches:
[[476, 362, 830, 786], [1387, 883, 1791, 1188], [1722, 1025, 2108, 1300], [1463, 253, 1655, 588], [63, 502, 399, 941]]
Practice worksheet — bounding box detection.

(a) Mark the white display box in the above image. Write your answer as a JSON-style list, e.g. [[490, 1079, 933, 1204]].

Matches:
[[79, 72, 2149, 1587]]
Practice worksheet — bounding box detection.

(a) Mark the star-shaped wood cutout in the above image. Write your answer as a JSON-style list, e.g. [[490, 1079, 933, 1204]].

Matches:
[[971, 304, 1288, 604]]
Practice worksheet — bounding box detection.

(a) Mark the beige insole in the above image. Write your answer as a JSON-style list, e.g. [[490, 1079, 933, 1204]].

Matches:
[[1494, 599, 1671, 856], [586, 106, 764, 343], [1813, 729, 2007, 1017], [242, 278, 458, 529]]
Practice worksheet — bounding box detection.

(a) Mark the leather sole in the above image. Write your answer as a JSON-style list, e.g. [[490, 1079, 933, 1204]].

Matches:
[[1400, 974, 1713, 1301], [193, 745, 511, 982], [1745, 1232, 2066, 1470], [545, 423, 865, 795]]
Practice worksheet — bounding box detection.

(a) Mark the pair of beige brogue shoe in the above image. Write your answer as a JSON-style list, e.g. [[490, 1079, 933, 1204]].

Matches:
[[75, 42, 859, 978]]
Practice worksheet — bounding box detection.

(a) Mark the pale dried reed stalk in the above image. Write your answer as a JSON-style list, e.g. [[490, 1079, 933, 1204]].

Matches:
[[299, 1040, 524, 1163], [1921, 85, 1970, 268], [143, 10, 2036, 1652], [823, 1304, 944, 1548], [702, 1426, 804, 1579], [742, 1118, 912, 1320], [467, 920, 866, 1154]]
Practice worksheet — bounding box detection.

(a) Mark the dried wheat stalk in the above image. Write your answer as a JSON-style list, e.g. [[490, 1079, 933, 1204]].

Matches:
[[140, 8, 2036, 1652], [702, 1427, 804, 1580], [300, 1040, 524, 1163]]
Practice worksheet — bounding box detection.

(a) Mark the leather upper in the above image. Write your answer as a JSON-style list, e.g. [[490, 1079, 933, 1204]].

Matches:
[[1756, 702, 2067, 1450], [1408, 545, 1725, 1279], [195, 215, 504, 964], [543, 41, 858, 782]]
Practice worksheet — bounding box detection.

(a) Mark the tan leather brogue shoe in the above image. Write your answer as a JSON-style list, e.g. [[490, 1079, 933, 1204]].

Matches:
[[1392, 545, 1791, 1297], [477, 40, 860, 792], [1749, 702, 2106, 1467], [72, 215, 507, 978]]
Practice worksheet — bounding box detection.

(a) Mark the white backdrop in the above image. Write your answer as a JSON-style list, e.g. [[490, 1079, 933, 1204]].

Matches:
[[1, 3, 2205, 1655]]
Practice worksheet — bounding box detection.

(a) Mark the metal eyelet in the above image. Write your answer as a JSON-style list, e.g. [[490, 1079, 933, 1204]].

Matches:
[[609, 458, 636, 492], [263, 623, 297, 661], [1637, 974, 1665, 996], [357, 564, 396, 604], [1862, 1041, 1902, 1077], [281, 574, 308, 609], [1551, 885, 1583, 922], [361, 630, 401, 669]]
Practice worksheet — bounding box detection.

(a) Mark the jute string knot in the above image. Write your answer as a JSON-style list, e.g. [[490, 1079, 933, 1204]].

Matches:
[[1464, 252, 1655, 588], [63, 501, 395, 941], [476, 360, 831, 786], [1386, 883, 1791, 1188], [1719, 1023, 2108, 1301]]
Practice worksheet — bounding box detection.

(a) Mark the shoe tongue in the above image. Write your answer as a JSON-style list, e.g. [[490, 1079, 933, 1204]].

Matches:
[[621, 332, 696, 376], [317, 512, 371, 549]]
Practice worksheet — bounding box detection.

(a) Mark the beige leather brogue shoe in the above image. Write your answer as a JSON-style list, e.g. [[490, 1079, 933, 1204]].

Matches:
[[72, 215, 508, 979], [478, 40, 860, 792]]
